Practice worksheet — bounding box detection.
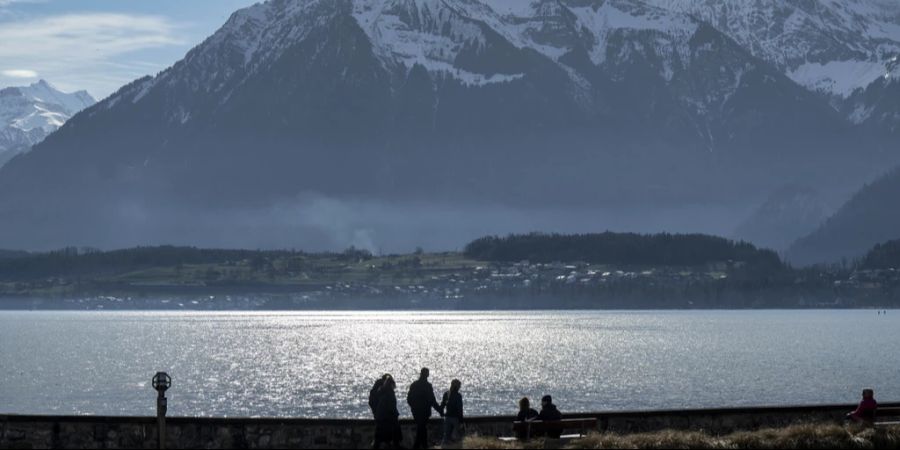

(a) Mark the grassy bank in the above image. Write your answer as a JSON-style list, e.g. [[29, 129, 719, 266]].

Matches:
[[460, 423, 900, 449]]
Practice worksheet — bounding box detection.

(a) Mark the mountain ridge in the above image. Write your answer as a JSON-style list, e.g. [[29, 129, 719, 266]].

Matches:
[[642, 0, 900, 133], [787, 167, 900, 266], [732, 185, 832, 252], [0, 0, 893, 252]]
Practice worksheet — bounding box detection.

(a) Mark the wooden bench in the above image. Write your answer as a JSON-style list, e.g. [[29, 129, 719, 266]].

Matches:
[[875, 407, 900, 427], [503, 418, 598, 442]]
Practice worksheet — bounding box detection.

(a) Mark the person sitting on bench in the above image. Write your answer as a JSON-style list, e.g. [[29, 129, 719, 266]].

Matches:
[[517, 397, 539, 422], [846, 388, 877, 424], [515, 397, 539, 440], [537, 395, 563, 438]]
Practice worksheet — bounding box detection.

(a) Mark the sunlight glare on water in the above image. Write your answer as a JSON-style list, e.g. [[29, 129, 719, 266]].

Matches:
[[1, 310, 898, 418]]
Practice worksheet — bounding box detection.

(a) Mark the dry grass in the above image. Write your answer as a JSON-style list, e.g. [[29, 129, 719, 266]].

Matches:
[[461, 424, 900, 449], [570, 429, 726, 449], [460, 435, 546, 449]]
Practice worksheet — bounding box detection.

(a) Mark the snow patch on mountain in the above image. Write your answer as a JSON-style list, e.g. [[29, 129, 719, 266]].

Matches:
[[351, 0, 534, 86], [355, 1, 482, 78], [351, 0, 700, 85], [567, 1, 697, 68], [577, 2, 692, 34], [790, 60, 891, 98], [480, 0, 537, 18], [849, 103, 876, 124]]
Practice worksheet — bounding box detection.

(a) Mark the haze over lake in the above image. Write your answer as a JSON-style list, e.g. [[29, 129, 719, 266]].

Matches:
[[2, 310, 897, 418]]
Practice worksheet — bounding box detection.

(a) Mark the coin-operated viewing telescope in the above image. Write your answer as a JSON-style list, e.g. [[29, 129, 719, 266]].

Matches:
[[151, 372, 172, 450]]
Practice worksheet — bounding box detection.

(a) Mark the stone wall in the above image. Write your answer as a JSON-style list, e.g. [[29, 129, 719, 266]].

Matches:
[[3, 402, 896, 449]]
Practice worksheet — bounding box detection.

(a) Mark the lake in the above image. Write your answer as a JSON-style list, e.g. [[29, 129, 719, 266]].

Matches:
[[0, 310, 897, 418]]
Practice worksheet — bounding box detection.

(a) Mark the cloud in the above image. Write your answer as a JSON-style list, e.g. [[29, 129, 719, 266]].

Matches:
[[0, 13, 184, 97], [1, 69, 37, 78], [0, 13, 181, 56], [0, 0, 45, 10]]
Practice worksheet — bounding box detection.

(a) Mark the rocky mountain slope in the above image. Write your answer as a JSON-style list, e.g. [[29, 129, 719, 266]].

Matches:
[[646, 0, 900, 133]]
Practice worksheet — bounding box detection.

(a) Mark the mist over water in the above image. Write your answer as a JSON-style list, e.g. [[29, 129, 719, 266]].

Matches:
[[2, 310, 897, 418], [54, 195, 754, 254]]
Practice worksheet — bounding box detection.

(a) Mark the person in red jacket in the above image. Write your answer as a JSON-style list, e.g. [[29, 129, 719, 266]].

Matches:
[[846, 388, 878, 424]]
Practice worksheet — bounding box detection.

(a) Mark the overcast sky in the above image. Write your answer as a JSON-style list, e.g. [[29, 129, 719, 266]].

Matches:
[[0, 0, 259, 99]]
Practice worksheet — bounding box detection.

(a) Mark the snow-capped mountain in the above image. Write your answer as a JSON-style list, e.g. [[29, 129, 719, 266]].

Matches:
[[645, 0, 900, 96], [0, 0, 892, 251], [114, 0, 900, 127], [644, 0, 900, 131], [109, 0, 707, 110], [99, 0, 858, 146], [0, 80, 94, 166]]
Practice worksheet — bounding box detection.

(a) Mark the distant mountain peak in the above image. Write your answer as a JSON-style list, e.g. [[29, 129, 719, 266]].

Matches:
[[0, 80, 95, 166]]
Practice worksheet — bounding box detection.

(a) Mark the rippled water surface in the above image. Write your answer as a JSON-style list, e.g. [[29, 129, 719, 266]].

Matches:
[[1, 310, 898, 417]]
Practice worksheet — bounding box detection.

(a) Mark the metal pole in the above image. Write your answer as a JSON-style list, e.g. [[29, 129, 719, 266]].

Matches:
[[157, 389, 167, 450]]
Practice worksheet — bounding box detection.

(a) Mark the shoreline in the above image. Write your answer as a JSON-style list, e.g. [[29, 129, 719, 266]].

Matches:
[[0, 304, 897, 312]]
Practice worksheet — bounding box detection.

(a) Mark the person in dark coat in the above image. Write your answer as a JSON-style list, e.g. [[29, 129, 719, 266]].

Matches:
[[373, 375, 402, 449], [406, 368, 443, 449], [440, 379, 464, 446], [369, 374, 388, 418], [537, 395, 563, 439]]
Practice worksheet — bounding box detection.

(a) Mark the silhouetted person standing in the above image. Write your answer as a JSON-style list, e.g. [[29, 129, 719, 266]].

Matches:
[[407, 368, 443, 449], [537, 395, 563, 438], [369, 374, 388, 418], [373, 375, 402, 449], [440, 379, 464, 446]]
